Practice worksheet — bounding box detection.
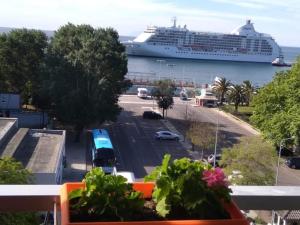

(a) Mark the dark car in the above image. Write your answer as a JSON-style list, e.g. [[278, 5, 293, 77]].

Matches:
[[286, 157, 300, 169], [277, 146, 294, 157], [143, 111, 163, 119]]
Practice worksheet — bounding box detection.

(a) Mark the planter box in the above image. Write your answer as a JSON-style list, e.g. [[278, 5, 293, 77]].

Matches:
[[60, 182, 249, 225]]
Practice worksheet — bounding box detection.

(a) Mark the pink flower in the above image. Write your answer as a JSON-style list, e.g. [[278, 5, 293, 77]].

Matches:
[[202, 168, 229, 188]]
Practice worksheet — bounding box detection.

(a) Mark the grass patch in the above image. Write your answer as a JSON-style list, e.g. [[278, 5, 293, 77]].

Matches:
[[220, 105, 254, 123]]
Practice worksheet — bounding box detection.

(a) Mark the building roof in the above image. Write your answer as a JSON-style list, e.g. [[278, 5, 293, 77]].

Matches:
[[1, 127, 65, 174]]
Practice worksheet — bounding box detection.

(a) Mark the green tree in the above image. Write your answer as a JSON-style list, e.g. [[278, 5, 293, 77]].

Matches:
[[44, 23, 131, 140], [0, 157, 39, 225], [151, 79, 176, 118], [242, 80, 254, 106], [220, 136, 277, 185], [250, 59, 300, 146], [212, 77, 231, 105], [0, 29, 47, 104], [186, 122, 217, 158], [186, 122, 225, 158], [228, 84, 243, 112]]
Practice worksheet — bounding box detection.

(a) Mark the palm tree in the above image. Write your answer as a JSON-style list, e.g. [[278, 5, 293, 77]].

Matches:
[[212, 77, 231, 105], [228, 84, 244, 112], [242, 80, 254, 106]]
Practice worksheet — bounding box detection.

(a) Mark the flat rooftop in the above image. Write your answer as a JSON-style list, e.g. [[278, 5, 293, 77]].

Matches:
[[0, 118, 17, 142], [1, 128, 65, 174]]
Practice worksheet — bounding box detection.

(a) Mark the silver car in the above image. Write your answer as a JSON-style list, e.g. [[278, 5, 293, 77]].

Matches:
[[155, 131, 180, 141]]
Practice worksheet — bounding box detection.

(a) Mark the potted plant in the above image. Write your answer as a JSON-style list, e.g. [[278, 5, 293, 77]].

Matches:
[[60, 155, 249, 225]]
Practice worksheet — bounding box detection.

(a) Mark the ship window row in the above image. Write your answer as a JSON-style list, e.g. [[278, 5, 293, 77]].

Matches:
[[148, 41, 272, 52], [175, 51, 272, 56]]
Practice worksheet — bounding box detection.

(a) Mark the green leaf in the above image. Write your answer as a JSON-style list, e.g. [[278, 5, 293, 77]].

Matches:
[[68, 189, 83, 200], [156, 197, 170, 217]]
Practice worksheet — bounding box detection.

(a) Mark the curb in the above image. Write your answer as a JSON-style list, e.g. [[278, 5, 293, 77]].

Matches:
[[214, 108, 260, 136]]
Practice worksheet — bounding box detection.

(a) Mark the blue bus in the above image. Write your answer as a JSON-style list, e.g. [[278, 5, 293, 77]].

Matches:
[[91, 129, 117, 174]]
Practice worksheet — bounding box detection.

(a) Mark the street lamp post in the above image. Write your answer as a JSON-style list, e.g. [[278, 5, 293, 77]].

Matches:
[[275, 136, 295, 185], [213, 107, 220, 167], [156, 59, 166, 80], [272, 136, 294, 224]]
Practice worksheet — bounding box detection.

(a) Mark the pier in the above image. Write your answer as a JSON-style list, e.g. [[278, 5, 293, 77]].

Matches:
[[126, 71, 201, 88]]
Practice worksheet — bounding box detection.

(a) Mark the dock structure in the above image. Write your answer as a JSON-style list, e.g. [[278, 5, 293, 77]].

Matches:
[[126, 71, 201, 88]]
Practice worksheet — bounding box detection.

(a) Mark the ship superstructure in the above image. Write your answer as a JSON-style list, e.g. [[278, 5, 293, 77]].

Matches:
[[123, 19, 283, 63]]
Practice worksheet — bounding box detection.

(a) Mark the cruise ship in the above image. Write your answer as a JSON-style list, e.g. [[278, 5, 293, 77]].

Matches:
[[123, 19, 283, 63]]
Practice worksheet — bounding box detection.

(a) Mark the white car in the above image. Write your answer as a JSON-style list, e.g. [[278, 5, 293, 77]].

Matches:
[[155, 131, 180, 141]]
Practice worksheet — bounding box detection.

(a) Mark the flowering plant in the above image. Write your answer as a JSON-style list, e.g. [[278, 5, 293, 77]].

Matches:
[[145, 154, 232, 220]]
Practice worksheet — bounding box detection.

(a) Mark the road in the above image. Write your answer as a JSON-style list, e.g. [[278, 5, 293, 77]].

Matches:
[[110, 95, 256, 179], [63, 95, 300, 185], [109, 100, 190, 179]]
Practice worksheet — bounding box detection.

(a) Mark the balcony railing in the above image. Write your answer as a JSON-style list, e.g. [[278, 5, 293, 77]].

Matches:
[[1, 185, 300, 224]]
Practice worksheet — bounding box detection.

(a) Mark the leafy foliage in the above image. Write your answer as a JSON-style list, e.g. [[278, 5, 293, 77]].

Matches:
[[250, 58, 300, 146], [69, 168, 144, 221], [151, 79, 176, 118], [0, 29, 47, 104], [145, 154, 231, 219], [186, 122, 224, 158], [242, 80, 255, 106], [228, 84, 243, 112], [0, 157, 39, 225], [0, 157, 33, 184], [212, 77, 231, 105], [220, 136, 277, 185], [42, 23, 131, 137]]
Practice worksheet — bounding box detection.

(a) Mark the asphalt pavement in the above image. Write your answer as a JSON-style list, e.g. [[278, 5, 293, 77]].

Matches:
[[62, 95, 300, 185]]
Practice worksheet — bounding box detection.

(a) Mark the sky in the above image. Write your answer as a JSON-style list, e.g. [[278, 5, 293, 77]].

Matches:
[[0, 0, 300, 47]]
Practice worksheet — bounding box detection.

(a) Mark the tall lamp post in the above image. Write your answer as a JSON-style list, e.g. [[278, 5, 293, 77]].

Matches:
[[275, 136, 295, 185], [272, 136, 294, 224], [213, 107, 220, 167], [156, 59, 166, 81]]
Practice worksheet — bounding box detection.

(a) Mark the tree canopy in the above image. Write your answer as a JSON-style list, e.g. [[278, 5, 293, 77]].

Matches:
[[151, 79, 176, 118], [186, 122, 217, 158], [220, 136, 277, 185], [212, 77, 231, 105], [228, 84, 243, 112], [42, 23, 131, 135], [0, 157, 39, 225], [0, 29, 47, 104], [250, 58, 300, 146]]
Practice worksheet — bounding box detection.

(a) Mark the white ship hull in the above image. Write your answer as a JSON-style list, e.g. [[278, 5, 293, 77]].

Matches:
[[125, 43, 276, 63], [123, 19, 283, 63]]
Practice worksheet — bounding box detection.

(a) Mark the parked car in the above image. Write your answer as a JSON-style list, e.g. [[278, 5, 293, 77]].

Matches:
[[137, 88, 148, 98], [155, 131, 180, 141], [286, 157, 300, 169], [277, 146, 294, 157], [143, 111, 163, 119], [207, 154, 222, 166], [180, 89, 188, 100]]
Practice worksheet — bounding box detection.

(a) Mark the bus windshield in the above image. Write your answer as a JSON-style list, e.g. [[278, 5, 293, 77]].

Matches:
[[93, 148, 116, 167]]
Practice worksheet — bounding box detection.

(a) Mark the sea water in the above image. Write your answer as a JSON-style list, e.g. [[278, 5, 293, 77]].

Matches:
[[127, 46, 300, 87]]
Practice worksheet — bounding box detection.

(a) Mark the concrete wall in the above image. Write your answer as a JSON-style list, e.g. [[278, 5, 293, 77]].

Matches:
[[10, 111, 48, 128], [34, 173, 56, 184]]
